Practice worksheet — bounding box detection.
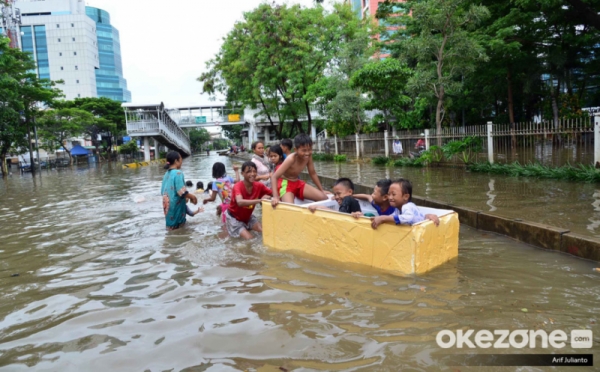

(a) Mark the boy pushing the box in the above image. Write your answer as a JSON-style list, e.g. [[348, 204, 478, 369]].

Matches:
[[270, 133, 328, 207]]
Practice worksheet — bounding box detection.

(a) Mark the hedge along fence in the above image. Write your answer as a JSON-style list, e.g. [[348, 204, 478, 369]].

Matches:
[[371, 136, 600, 183], [314, 116, 598, 168]]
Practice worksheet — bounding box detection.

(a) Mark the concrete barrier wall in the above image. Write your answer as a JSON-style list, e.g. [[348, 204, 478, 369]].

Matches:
[[295, 172, 600, 263]]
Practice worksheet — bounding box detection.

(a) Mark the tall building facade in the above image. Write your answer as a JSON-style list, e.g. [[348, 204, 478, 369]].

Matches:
[[347, 0, 405, 58], [1, 0, 130, 102], [85, 7, 131, 102]]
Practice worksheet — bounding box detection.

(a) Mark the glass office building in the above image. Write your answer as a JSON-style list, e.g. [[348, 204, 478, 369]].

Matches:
[[86, 7, 131, 102]]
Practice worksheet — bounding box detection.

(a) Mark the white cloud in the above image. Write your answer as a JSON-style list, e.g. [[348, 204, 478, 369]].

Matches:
[[85, 0, 317, 107]]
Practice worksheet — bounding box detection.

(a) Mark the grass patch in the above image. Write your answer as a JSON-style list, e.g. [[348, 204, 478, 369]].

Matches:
[[393, 157, 424, 167], [334, 154, 347, 162], [468, 162, 600, 182]]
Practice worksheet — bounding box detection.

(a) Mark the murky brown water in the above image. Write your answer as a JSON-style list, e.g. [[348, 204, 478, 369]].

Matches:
[[0, 156, 598, 371], [309, 161, 600, 239]]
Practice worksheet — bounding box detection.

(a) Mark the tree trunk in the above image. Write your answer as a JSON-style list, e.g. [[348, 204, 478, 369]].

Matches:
[[0, 154, 7, 177], [507, 69, 516, 150], [435, 87, 444, 146], [26, 123, 36, 174], [67, 150, 73, 165]]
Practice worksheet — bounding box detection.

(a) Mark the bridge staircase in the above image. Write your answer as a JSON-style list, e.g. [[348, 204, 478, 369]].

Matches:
[[123, 103, 191, 158]]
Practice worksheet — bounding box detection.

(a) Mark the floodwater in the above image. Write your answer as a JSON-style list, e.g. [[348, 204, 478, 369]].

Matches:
[[310, 161, 600, 239], [0, 155, 598, 371]]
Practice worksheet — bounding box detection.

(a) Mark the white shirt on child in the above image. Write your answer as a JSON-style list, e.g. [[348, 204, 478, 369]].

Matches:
[[392, 202, 425, 225]]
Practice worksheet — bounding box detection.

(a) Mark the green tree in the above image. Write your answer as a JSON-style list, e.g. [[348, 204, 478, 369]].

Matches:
[[0, 36, 62, 175], [315, 34, 372, 137], [199, 3, 363, 138], [350, 59, 414, 129], [379, 0, 489, 142], [38, 108, 95, 165], [58, 97, 125, 155], [212, 138, 229, 151], [188, 128, 212, 153], [221, 124, 244, 142], [119, 140, 138, 156], [0, 37, 29, 176]]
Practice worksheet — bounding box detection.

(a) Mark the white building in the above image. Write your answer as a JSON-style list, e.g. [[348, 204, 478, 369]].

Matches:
[[15, 0, 100, 100]]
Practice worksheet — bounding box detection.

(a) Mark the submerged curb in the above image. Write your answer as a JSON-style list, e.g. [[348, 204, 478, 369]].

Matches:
[[228, 154, 599, 262], [122, 159, 166, 169]]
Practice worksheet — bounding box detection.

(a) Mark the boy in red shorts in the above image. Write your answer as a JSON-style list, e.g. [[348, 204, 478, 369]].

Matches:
[[270, 133, 328, 207]]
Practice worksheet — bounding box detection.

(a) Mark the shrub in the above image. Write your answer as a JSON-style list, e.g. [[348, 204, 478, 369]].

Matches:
[[158, 151, 167, 159], [334, 154, 347, 162], [312, 153, 335, 161], [418, 145, 443, 165], [372, 156, 390, 165], [393, 157, 424, 167], [442, 136, 483, 164]]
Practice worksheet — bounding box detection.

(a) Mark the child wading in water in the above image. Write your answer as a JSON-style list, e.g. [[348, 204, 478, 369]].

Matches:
[[225, 161, 273, 239], [268, 144, 284, 172], [270, 133, 328, 207], [204, 162, 240, 221], [161, 151, 198, 230]]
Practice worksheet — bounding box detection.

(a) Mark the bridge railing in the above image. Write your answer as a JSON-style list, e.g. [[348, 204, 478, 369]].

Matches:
[[178, 114, 245, 125], [126, 119, 159, 133], [161, 111, 191, 154], [124, 106, 191, 155]]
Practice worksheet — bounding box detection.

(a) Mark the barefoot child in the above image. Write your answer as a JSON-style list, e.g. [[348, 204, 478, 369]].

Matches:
[[204, 162, 240, 222], [370, 178, 439, 229], [161, 151, 198, 230], [225, 161, 273, 239], [270, 133, 328, 207], [309, 178, 361, 214]]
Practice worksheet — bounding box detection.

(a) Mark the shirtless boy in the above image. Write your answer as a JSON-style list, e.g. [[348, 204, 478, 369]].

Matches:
[[270, 133, 328, 207]]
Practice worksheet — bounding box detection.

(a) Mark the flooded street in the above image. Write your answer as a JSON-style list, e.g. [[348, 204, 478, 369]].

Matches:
[[311, 161, 600, 239], [0, 155, 598, 371]]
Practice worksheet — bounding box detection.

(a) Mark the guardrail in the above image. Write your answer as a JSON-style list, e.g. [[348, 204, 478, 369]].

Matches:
[[125, 107, 191, 155]]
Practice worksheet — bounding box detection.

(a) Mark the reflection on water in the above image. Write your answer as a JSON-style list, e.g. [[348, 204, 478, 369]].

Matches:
[[312, 161, 600, 239], [0, 156, 598, 371], [486, 179, 497, 212]]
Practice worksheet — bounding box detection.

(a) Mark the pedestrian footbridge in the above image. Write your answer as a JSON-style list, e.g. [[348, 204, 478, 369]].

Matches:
[[123, 103, 191, 159]]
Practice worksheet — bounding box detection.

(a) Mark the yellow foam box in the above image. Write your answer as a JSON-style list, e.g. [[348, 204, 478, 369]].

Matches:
[[261, 201, 459, 276]]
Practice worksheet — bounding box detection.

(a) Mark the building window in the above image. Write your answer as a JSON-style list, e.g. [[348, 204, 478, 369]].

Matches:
[[59, 52, 62, 56], [78, 94, 81, 98], [76, 80, 79, 84], [72, 37, 75, 41], [58, 38, 61, 42], [73, 51, 77, 56], [60, 66, 63, 70], [56, 24, 60, 28], [71, 23, 74, 27], [75, 65, 78, 70]]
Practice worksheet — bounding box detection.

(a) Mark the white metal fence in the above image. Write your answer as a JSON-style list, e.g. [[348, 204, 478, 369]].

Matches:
[[312, 115, 598, 167]]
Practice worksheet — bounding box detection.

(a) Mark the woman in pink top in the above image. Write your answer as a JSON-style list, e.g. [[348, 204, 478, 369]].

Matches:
[[251, 141, 271, 188]]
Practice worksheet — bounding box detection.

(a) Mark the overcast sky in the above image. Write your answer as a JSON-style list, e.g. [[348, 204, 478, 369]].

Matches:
[[85, 0, 317, 108]]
